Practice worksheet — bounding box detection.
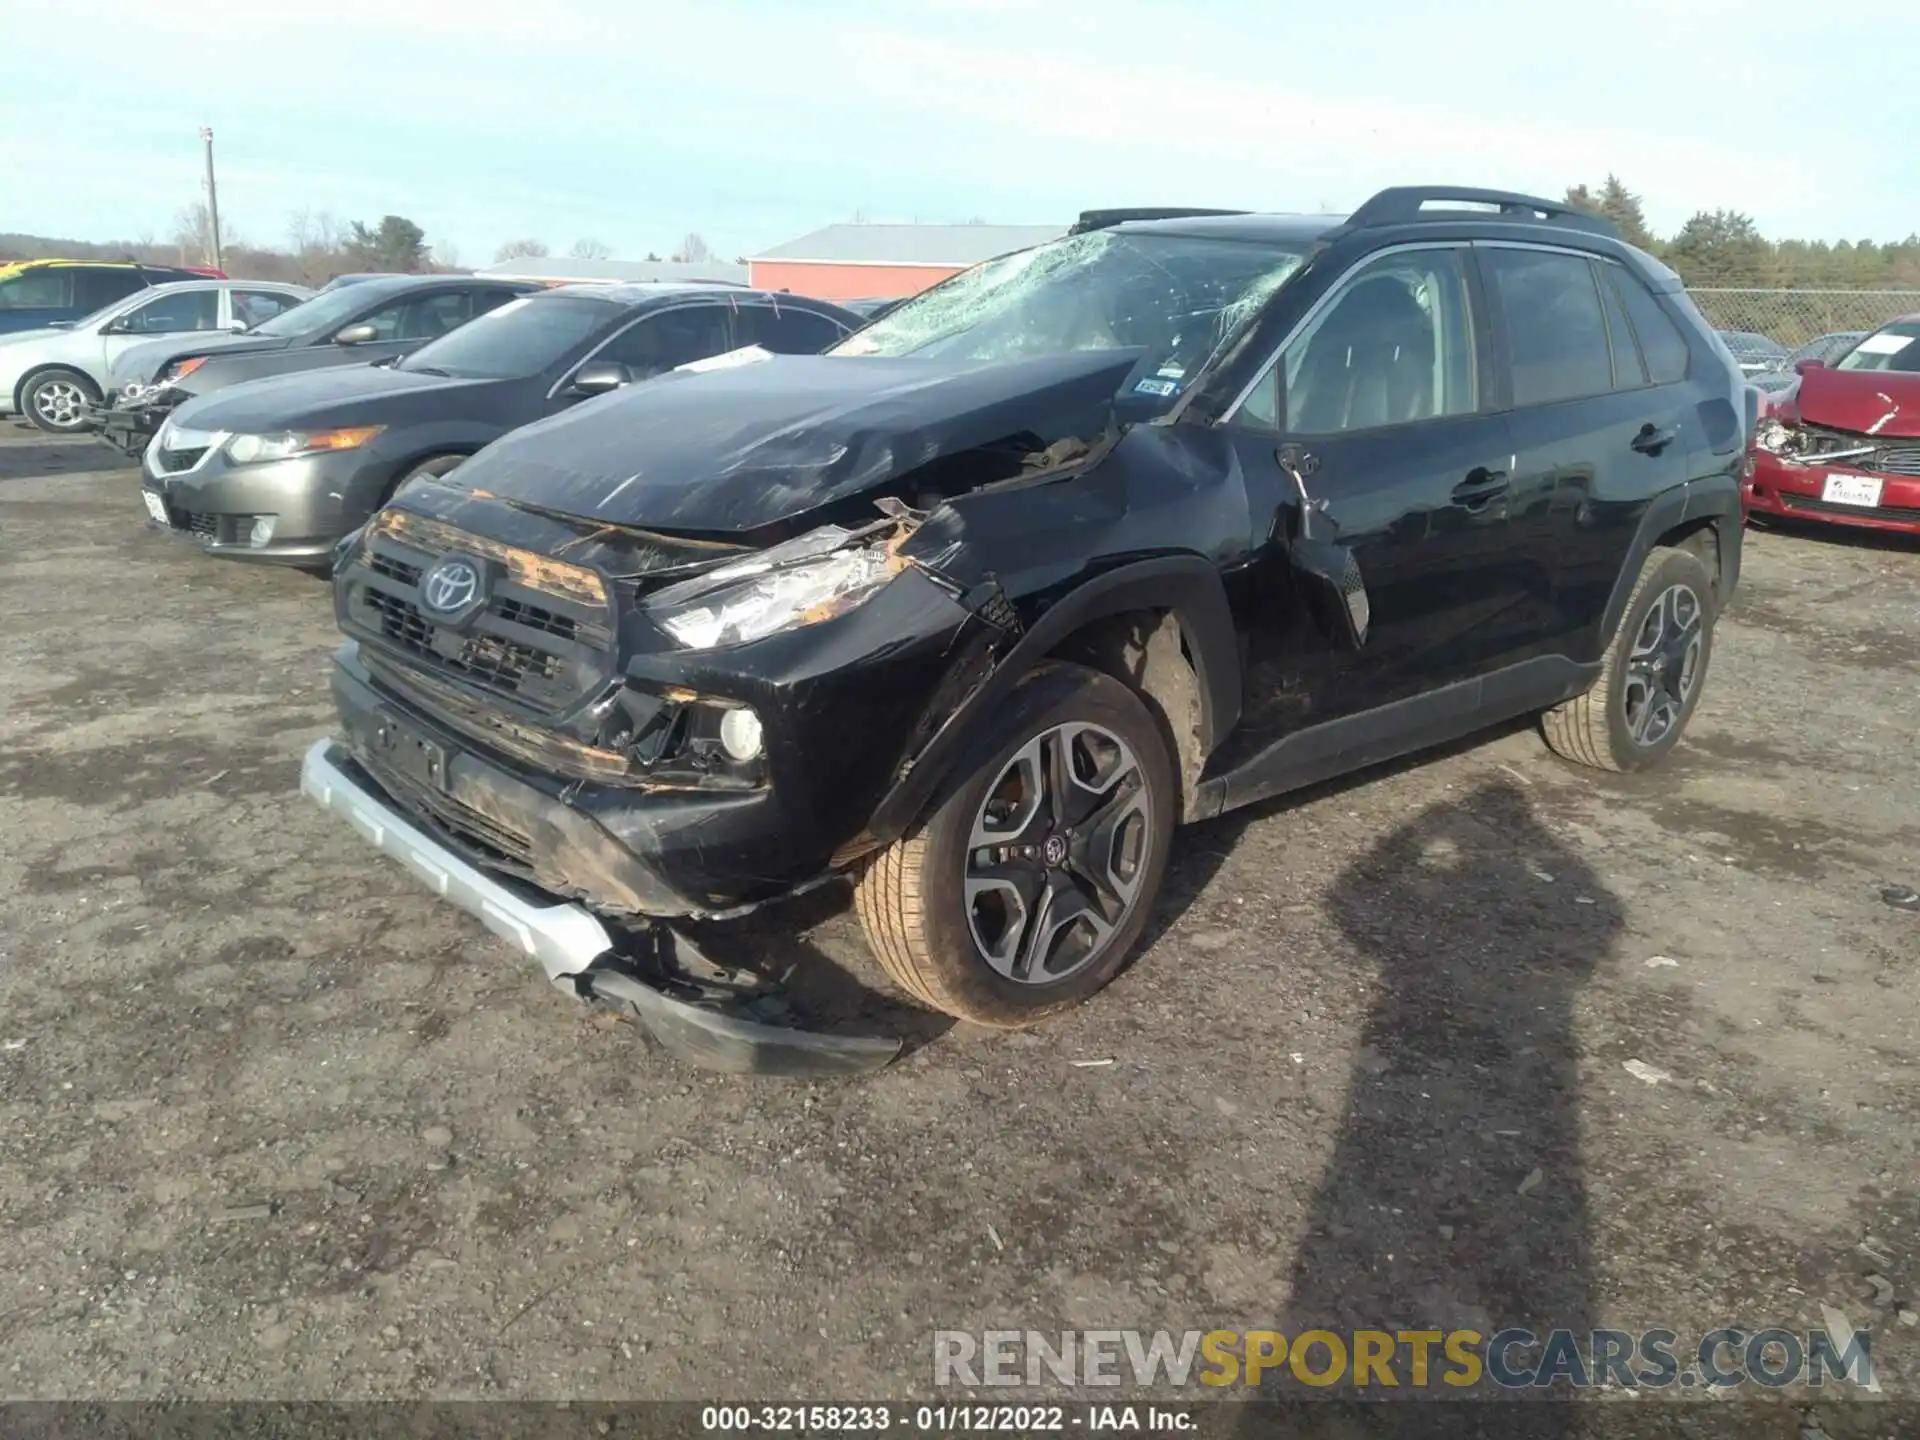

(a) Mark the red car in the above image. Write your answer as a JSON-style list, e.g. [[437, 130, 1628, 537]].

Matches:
[[1745, 315, 1920, 536]]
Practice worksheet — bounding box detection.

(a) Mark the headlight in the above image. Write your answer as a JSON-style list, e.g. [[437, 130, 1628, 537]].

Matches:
[[646, 527, 901, 650], [161, 356, 209, 387], [224, 425, 383, 465], [1754, 418, 1797, 455]]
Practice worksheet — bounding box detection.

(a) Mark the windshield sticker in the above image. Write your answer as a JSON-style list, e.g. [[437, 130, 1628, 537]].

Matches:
[[1133, 377, 1179, 397], [1156, 364, 1186, 379], [1855, 332, 1915, 356]]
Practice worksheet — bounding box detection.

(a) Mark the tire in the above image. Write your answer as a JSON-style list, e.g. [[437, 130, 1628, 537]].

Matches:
[[22, 368, 101, 434], [854, 662, 1177, 1027], [1540, 546, 1716, 773]]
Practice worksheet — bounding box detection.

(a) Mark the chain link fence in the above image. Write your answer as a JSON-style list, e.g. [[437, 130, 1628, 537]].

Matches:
[[1685, 288, 1920, 351]]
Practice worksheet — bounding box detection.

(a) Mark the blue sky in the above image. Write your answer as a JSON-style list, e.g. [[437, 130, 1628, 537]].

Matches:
[[2, 0, 1914, 264]]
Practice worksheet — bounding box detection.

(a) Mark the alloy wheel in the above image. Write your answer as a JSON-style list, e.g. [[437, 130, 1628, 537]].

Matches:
[[33, 380, 87, 429], [963, 721, 1153, 984], [1624, 583, 1704, 748]]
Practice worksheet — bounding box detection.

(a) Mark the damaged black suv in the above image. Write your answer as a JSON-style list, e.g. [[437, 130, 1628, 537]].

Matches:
[[303, 187, 1752, 1074]]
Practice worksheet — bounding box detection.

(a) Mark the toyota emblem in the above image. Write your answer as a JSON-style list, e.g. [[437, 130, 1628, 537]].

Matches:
[[420, 557, 482, 615]]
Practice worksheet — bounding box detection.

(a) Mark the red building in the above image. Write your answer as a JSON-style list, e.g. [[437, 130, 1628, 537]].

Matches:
[[748, 222, 1064, 302]]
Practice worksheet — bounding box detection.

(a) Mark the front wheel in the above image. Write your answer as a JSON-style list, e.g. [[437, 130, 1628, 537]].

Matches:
[[23, 369, 101, 433], [854, 663, 1177, 1027], [1540, 546, 1716, 773]]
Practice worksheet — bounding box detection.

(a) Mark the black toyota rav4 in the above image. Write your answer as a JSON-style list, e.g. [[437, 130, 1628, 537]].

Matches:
[[302, 187, 1752, 1075]]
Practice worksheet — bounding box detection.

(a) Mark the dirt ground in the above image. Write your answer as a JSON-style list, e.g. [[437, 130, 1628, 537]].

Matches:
[[1, 429, 1915, 1419]]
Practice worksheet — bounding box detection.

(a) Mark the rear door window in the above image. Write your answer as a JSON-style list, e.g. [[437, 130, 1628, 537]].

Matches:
[[733, 304, 849, 355], [1606, 265, 1690, 385], [598, 304, 735, 377], [76, 268, 148, 312], [1595, 264, 1648, 389], [0, 268, 74, 311], [232, 289, 304, 328], [1481, 247, 1614, 407]]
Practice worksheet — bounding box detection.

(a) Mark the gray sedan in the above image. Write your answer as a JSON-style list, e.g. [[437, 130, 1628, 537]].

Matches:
[[0, 279, 311, 432]]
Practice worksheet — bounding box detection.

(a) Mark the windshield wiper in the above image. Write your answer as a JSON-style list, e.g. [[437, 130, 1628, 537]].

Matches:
[[405, 364, 453, 376]]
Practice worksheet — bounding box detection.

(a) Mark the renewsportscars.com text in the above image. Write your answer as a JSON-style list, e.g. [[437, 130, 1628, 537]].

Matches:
[[933, 1327, 1875, 1392]]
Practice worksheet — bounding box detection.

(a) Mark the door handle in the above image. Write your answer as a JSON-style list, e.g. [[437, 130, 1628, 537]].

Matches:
[[1451, 466, 1509, 510], [1632, 423, 1677, 456]]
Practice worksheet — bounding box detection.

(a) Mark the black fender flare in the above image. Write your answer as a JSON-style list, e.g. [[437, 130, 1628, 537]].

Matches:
[[863, 555, 1242, 847], [1592, 476, 1743, 658]]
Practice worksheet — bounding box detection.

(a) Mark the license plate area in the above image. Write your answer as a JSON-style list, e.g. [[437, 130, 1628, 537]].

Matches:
[[142, 489, 167, 524], [1822, 472, 1883, 507], [362, 709, 453, 794]]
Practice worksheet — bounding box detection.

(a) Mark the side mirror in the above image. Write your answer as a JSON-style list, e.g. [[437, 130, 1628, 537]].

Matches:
[[1276, 442, 1368, 651], [333, 322, 378, 346], [228, 318, 250, 333], [1794, 357, 1827, 375], [1290, 536, 1371, 651], [569, 361, 632, 396]]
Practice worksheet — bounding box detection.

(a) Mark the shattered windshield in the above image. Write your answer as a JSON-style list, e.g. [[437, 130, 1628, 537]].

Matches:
[[830, 230, 1309, 405], [1835, 321, 1920, 373]]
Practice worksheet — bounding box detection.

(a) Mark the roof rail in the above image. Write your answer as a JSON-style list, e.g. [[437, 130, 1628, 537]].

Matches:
[[1345, 186, 1619, 238], [1068, 207, 1251, 235]]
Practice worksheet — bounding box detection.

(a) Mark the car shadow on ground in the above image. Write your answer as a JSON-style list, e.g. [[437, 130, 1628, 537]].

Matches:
[[1198, 769, 1625, 1434]]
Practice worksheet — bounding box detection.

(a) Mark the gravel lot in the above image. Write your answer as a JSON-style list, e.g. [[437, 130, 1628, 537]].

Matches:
[[1, 429, 1915, 1420]]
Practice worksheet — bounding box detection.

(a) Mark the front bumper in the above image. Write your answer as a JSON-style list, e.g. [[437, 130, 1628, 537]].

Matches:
[[141, 443, 377, 566], [299, 737, 901, 1076], [1745, 452, 1920, 535]]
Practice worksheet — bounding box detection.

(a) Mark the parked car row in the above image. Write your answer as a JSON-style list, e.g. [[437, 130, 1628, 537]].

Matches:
[[35, 186, 1916, 1076], [131, 281, 860, 565]]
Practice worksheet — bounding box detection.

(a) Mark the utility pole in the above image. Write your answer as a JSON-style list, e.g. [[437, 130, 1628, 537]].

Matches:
[[199, 126, 223, 272]]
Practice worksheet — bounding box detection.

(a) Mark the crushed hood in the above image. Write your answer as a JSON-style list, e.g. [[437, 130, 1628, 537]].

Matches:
[[111, 331, 294, 386], [446, 350, 1143, 533], [1792, 366, 1920, 438]]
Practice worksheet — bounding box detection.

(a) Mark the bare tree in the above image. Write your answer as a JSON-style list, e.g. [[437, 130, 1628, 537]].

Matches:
[[173, 202, 218, 266], [494, 238, 550, 262], [287, 209, 344, 284], [569, 237, 612, 260], [430, 237, 464, 272], [672, 232, 714, 264]]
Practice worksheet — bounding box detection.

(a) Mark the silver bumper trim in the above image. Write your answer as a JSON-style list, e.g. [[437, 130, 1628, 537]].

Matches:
[[299, 737, 609, 988], [298, 738, 903, 1076]]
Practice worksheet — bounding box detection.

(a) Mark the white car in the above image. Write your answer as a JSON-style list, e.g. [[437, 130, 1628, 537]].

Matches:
[[0, 279, 311, 433]]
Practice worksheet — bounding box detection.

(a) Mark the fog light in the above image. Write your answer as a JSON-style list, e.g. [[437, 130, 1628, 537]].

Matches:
[[248, 515, 276, 548], [718, 706, 764, 762]]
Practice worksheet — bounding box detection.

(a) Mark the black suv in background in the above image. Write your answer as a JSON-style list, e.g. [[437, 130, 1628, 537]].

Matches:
[[91, 276, 540, 458], [0, 259, 217, 335], [140, 283, 861, 567], [301, 187, 1751, 1074]]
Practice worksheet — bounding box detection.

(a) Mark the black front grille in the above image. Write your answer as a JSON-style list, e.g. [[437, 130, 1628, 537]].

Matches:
[[361, 589, 565, 700], [493, 596, 578, 641], [366, 759, 534, 868], [343, 520, 615, 721], [156, 446, 207, 473], [1779, 493, 1920, 525], [170, 506, 219, 540], [370, 554, 421, 585]]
